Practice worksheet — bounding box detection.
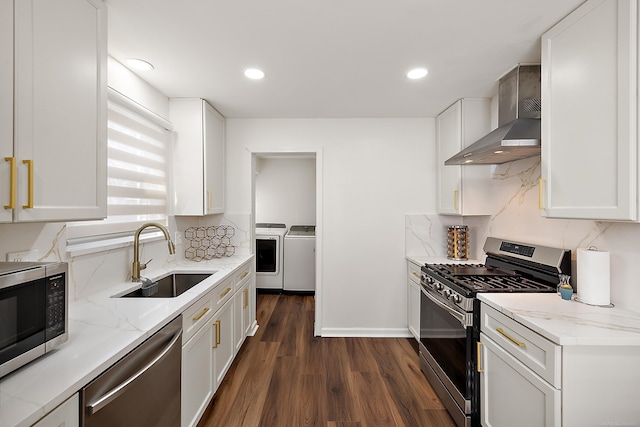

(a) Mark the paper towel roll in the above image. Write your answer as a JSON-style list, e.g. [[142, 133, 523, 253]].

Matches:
[[577, 248, 610, 305]]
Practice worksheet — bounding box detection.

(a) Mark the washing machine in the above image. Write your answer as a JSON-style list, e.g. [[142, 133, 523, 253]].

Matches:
[[284, 225, 315, 292], [255, 223, 287, 290]]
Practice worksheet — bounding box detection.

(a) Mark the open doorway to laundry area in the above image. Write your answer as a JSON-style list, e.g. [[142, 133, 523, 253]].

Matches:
[[251, 151, 322, 336]]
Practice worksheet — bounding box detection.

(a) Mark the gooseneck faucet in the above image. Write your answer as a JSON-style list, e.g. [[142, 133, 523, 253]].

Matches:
[[132, 222, 176, 282]]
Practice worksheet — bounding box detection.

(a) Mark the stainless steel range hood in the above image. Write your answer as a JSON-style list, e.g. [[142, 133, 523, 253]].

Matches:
[[445, 64, 541, 165]]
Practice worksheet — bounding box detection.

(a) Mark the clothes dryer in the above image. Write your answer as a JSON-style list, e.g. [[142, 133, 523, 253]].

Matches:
[[255, 223, 287, 289], [284, 225, 315, 292]]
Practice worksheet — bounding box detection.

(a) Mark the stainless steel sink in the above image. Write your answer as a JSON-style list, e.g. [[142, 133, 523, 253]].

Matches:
[[120, 273, 213, 298]]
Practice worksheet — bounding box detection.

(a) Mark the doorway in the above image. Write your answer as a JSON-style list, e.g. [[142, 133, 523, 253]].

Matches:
[[250, 151, 323, 336]]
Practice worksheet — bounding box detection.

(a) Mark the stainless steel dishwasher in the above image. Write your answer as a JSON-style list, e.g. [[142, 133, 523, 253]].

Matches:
[[81, 315, 182, 427]]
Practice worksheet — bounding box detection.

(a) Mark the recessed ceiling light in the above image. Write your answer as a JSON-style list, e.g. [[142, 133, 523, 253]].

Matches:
[[407, 68, 428, 79], [244, 68, 265, 80], [125, 58, 154, 71]]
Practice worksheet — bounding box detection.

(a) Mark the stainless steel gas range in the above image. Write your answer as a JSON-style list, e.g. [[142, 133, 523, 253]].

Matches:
[[418, 237, 571, 427]]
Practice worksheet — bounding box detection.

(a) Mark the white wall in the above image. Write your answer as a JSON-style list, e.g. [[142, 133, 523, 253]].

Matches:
[[255, 156, 316, 227], [226, 118, 435, 335]]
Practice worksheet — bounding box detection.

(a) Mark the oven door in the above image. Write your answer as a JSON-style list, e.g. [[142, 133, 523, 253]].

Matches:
[[419, 285, 476, 427], [0, 275, 47, 377]]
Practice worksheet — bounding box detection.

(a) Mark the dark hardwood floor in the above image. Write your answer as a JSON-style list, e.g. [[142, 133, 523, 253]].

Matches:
[[197, 293, 456, 427]]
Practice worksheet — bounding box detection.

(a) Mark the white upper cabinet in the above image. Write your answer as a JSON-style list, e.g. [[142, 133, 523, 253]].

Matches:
[[436, 98, 493, 215], [0, 0, 12, 222], [541, 0, 638, 221], [0, 0, 107, 223], [170, 98, 225, 216]]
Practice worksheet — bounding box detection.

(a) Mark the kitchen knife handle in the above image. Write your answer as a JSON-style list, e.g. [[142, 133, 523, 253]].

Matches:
[[22, 159, 33, 208], [4, 157, 16, 209]]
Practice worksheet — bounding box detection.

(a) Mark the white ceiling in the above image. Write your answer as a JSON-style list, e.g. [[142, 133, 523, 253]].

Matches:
[[105, 0, 584, 119]]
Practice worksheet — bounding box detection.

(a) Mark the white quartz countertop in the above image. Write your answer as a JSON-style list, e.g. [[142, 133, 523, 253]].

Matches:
[[0, 255, 253, 427], [479, 293, 640, 346]]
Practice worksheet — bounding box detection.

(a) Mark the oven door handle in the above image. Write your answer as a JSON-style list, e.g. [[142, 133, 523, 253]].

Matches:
[[421, 286, 468, 327]]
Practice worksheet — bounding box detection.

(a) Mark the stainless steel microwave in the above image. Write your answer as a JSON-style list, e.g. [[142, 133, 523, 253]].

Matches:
[[0, 261, 68, 378]]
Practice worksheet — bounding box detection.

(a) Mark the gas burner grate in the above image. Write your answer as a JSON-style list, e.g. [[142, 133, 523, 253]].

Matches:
[[423, 263, 556, 293]]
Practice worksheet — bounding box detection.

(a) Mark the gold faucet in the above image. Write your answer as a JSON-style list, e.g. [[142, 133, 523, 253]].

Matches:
[[132, 222, 176, 282]]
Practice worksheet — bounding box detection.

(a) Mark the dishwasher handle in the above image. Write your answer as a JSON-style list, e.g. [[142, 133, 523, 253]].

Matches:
[[86, 327, 182, 415]]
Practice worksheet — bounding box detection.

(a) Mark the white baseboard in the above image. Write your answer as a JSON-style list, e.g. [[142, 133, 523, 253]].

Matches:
[[319, 327, 413, 338]]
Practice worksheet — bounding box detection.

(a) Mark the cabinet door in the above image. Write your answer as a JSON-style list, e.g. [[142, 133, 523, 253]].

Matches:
[[0, 0, 12, 223], [171, 98, 225, 216], [479, 334, 560, 427], [182, 322, 214, 427], [407, 279, 420, 340], [212, 298, 234, 391], [233, 284, 251, 353], [32, 393, 79, 427], [436, 99, 492, 215], [541, 0, 637, 220], [13, 0, 107, 222], [407, 261, 421, 340], [203, 102, 224, 214]]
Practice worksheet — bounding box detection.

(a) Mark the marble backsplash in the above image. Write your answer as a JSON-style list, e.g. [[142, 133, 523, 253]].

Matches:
[[406, 156, 640, 313], [0, 213, 252, 301]]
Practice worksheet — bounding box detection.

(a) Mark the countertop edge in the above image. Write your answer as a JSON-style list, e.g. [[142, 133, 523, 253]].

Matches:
[[478, 293, 640, 346]]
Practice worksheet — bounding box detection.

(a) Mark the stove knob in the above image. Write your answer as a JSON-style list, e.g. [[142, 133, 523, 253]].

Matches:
[[443, 289, 452, 298], [434, 282, 444, 291], [452, 294, 462, 304]]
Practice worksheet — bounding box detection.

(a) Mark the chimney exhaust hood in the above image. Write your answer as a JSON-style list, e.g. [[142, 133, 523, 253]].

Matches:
[[445, 64, 541, 165]]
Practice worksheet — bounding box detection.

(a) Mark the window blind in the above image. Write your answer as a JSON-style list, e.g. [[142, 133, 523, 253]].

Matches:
[[66, 90, 171, 243]]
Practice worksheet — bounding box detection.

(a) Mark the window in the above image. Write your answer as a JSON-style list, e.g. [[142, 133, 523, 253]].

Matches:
[[66, 89, 172, 253]]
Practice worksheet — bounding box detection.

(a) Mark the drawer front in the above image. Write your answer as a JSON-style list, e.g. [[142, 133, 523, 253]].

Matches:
[[213, 276, 235, 312], [234, 262, 253, 291], [407, 261, 421, 284], [182, 293, 214, 343], [481, 304, 561, 388]]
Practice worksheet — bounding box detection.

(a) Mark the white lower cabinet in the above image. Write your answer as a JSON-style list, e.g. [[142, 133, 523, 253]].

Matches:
[[212, 298, 234, 391], [32, 393, 79, 427], [406, 260, 421, 340], [233, 283, 251, 353], [479, 333, 560, 427], [479, 302, 640, 426], [181, 319, 214, 427], [181, 261, 255, 427]]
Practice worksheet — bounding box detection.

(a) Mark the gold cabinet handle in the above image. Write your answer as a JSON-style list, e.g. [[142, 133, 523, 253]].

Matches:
[[4, 157, 16, 209], [412, 271, 419, 278], [496, 327, 526, 347], [453, 190, 459, 212], [22, 159, 33, 208], [192, 307, 210, 322], [477, 341, 484, 373], [240, 271, 249, 280], [243, 288, 249, 308], [220, 287, 231, 298], [212, 319, 221, 348], [207, 189, 212, 211], [538, 178, 544, 210]]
